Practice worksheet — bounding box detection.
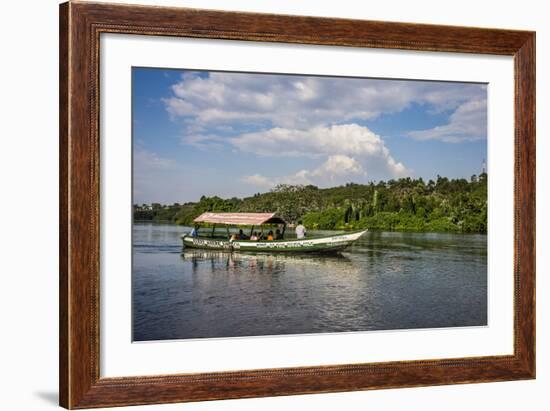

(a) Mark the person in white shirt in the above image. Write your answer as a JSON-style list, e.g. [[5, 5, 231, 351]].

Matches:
[[295, 221, 306, 239]]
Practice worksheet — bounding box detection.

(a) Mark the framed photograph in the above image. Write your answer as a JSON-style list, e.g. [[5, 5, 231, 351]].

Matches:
[[59, 1, 535, 408]]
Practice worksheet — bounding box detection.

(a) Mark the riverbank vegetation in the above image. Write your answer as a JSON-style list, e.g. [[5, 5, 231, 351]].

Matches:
[[133, 174, 487, 233]]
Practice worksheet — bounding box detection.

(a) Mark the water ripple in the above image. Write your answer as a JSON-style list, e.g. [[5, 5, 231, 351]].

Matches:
[[132, 223, 487, 341]]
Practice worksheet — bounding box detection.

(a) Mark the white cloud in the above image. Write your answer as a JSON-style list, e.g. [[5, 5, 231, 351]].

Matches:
[[310, 155, 365, 178], [133, 150, 180, 203], [407, 99, 487, 143], [241, 174, 272, 188], [234, 124, 407, 177], [134, 149, 176, 170], [182, 134, 226, 150], [160, 71, 486, 192], [242, 155, 366, 189], [164, 71, 487, 131], [239, 125, 409, 189], [230, 123, 397, 160]]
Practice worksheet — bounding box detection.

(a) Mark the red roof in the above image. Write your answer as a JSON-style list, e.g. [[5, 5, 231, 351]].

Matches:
[[193, 212, 286, 225]]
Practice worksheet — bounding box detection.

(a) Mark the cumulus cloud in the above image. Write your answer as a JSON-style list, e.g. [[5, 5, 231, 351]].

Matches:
[[407, 99, 487, 143], [164, 71, 486, 131], [238, 125, 408, 189], [229, 124, 399, 162], [310, 155, 365, 178], [242, 155, 366, 188], [162, 70, 485, 189]]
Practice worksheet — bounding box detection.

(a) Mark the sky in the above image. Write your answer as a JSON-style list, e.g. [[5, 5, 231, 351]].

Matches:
[[132, 67, 487, 205]]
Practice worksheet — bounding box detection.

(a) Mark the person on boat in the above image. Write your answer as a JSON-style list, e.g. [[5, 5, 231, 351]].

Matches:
[[238, 229, 249, 240], [275, 229, 283, 240], [190, 226, 198, 238], [266, 230, 274, 241], [250, 232, 258, 241], [229, 233, 237, 242], [295, 221, 306, 239]]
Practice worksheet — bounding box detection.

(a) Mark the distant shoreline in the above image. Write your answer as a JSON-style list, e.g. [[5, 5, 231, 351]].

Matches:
[[133, 176, 488, 234], [133, 220, 488, 235]]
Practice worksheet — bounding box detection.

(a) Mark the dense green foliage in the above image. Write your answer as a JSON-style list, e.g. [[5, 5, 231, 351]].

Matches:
[[134, 174, 487, 233]]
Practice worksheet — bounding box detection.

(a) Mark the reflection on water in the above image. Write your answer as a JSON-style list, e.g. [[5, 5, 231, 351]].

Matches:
[[181, 248, 358, 274], [133, 223, 487, 341]]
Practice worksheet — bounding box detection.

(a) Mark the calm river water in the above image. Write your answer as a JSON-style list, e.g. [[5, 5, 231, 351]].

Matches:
[[133, 223, 487, 341]]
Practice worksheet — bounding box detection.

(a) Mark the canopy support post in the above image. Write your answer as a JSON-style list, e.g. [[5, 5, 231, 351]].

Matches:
[[211, 224, 216, 238], [282, 224, 287, 239], [226, 225, 230, 239], [250, 225, 254, 237]]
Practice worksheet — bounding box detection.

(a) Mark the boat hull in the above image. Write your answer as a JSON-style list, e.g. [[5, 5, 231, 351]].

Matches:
[[181, 230, 367, 253]]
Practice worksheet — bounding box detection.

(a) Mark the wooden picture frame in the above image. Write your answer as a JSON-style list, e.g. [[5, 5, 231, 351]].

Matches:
[[59, 1, 535, 408]]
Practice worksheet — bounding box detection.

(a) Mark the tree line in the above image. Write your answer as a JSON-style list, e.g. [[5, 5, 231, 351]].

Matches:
[[133, 174, 487, 233]]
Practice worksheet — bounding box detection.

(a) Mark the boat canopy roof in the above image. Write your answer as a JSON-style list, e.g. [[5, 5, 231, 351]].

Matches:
[[193, 212, 287, 226]]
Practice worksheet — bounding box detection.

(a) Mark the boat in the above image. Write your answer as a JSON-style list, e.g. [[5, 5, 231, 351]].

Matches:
[[181, 212, 367, 253]]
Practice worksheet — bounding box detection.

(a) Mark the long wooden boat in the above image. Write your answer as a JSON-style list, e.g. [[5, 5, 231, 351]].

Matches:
[[181, 212, 367, 253]]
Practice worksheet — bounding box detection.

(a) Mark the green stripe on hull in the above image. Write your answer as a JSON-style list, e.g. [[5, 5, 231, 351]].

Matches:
[[181, 230, 366, 253], [183, 241, 353, 253]]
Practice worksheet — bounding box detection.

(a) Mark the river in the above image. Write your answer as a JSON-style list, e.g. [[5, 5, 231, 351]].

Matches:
[[132, 222, 487, 341]]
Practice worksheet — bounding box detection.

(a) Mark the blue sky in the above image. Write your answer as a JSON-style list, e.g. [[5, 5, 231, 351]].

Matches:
[[132, 67, 487, 204]]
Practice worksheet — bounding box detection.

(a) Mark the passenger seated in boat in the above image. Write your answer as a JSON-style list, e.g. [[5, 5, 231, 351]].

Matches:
[[238, 229, 249, 240], [250, 232, 259, 241], [229, 233, 237, 242], [266, 230, 274, 241], [275, 229, 283, 240], [190, 226, 198, 238]]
